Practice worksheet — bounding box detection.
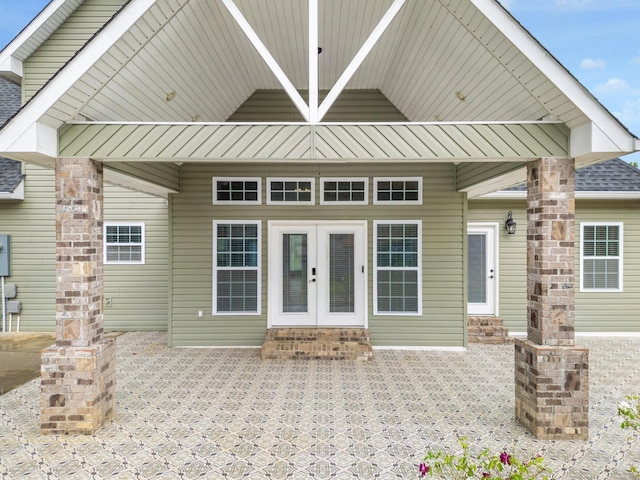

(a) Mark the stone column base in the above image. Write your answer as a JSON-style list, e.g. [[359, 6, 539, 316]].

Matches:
[[515, 338, 589, 440], [41, 338, 116, 435]]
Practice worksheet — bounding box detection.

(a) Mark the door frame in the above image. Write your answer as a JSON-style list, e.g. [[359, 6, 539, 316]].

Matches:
[[267, 220, 368, 328], [467, 223, 499, 316]]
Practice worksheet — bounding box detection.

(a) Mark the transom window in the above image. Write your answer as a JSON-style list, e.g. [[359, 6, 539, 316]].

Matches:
[[581, 223, 623, 292], [374, 177, 422, 204], [267, 178, 314, 204], [213, 221, 261, 314], [213, 177, 261, 204], [320, 178, 368, 205], [104, 223, 145, 264], [374, 221, 421, 314]]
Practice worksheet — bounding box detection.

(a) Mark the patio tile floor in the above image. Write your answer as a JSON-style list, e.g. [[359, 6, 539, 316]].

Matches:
[[1, 332, 639, 479]]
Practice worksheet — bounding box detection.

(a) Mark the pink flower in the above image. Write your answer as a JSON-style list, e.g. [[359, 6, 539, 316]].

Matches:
[[500, 451, 512, 465], [419, 463, 430, 476], [482, 473, 490, 478]]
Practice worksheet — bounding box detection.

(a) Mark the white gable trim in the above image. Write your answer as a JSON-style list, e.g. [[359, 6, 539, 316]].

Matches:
[[0, 0, 78, 82], [470, 0, 637, 155], [0, 0, 156, 156]]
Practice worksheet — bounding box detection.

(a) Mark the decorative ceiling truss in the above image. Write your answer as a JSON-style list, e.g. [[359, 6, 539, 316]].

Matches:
[[221, 0, 406, 123]]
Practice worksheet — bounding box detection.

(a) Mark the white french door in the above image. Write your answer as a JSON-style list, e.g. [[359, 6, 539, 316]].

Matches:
[[269, 222, 366, 327], [467, 224, 498, 316]]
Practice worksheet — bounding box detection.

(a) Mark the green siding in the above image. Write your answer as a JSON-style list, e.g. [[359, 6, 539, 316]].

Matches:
[[23, 0, 126, 102], [468, 199, 640, 333], [0, 164, 168, 332], [170, 163, 466, 347], [103, 185, 169, 331]]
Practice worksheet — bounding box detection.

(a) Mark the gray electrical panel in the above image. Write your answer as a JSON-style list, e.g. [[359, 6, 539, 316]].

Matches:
[[0, 235, 9, 277]]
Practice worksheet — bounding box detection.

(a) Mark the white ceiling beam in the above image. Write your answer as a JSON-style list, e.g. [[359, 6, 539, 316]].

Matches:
[[221, 0, 310, 122], [317, 0, 406, 122], [308, 0, 319, 123]]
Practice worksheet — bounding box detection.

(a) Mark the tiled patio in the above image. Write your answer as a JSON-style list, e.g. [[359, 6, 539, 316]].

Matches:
[[1, 332, 638, 479]]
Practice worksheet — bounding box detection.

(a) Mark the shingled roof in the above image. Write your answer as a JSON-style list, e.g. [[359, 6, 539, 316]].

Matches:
[[0, 77, 24, 195], [506, 158, 640, 192]]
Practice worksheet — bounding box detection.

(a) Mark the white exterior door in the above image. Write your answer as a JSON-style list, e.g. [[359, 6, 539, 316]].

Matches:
[[467, 225, 497, 316], [269, 222, 366, 327]]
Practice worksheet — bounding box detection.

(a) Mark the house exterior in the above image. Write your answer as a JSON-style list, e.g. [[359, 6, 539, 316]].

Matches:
[[0, 0, 638, 437], [468, 158, 640, 335], [1, 78, 168, 332]]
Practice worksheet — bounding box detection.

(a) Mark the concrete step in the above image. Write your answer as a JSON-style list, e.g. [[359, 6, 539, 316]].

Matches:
[[261, 328, 373, 361]]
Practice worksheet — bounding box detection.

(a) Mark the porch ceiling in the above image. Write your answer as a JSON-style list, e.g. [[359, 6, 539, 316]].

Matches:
[[40, 0, 587, 128]]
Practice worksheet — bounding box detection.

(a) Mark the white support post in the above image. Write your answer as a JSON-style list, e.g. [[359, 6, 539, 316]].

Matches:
[[318, 0, 406, 121], [308, 0, 319, 123], [222, 0, 310, 122]]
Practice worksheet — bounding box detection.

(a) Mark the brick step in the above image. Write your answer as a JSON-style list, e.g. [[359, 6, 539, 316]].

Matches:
[[467, 316, 512, 345], [261, 328, 373, 361], [468, 316, 506, 327]]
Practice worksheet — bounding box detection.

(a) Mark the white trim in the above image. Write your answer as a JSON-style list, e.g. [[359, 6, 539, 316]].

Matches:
[[0, 180, 25, 201], [319, 177, 368, 205], [212, 220, 262, 315], [212, 177, 261, 205], [480, 190, 640, 200], [580, 222, 623, 293], [67, 120, 565, 126], [373, 346, 466, 351], [308, 0, 319, 123], [373, 176, 423, 205], [221, 0, 309, 122], [317, 0, 406, 122], [266, 177, 315, 205], [373, 220, 422, 316], [575, 332, 640, 338], [467, 223, 499, 317], [104, 222, 145, 265], [0, 0, 157, 155], [471, 0, 636, 154], [0, 0, 71, 81]]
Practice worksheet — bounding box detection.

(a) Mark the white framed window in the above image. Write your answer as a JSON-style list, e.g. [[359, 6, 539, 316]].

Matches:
[[267, 178, 315, 205], [374, 220, 422, 314], [213, 221, 261, 314], [104, 223, 145, 264], [374, 177, 422, 205], [581, 223, 623, 292], [212, 177, 261, 205], [320, 178, 368, 205]]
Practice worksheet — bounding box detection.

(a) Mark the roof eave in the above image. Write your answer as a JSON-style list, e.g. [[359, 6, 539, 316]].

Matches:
[[472, 0, 637, 156], [0, 0, 78, 82]]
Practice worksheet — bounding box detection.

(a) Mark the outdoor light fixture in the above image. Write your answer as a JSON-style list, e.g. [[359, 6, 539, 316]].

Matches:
[[505, 211, 517, 235]]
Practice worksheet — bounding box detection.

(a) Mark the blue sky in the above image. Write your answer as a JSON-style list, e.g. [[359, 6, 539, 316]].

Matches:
[[1, 0, 639, 163]]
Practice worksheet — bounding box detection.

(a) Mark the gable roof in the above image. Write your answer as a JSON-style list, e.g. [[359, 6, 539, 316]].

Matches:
[[0, 0, 638, 188], [0, 77, 24, 197]]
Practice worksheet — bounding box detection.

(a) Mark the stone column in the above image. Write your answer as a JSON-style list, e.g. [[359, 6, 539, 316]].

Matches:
[[41, 158, 116, 435], [514, 157, 589, 440]]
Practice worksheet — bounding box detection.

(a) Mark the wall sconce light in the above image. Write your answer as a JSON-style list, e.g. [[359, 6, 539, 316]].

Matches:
[[166, 91, 176, 101], [505, 211, 516, 235]]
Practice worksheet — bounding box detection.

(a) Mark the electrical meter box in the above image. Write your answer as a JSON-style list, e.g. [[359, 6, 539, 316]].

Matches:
[[0, 235, 10, 277]]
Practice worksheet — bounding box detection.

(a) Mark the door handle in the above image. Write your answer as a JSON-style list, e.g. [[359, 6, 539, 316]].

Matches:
[[309, 278, 316, 283]]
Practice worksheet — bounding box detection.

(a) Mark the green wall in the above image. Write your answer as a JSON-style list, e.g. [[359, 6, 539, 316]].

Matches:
[[169, 162, 466, 347]]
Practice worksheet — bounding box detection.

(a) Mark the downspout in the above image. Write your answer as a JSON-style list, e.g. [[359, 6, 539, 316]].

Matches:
[[1, 276, 5, 332]]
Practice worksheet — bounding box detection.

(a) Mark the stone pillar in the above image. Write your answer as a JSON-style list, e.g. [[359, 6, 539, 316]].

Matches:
[[515, 157, 589, 440], [41, 158, 116, 435]]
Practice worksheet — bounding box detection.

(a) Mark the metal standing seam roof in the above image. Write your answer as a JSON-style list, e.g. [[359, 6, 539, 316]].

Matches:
[[0, 77, 24, 194]]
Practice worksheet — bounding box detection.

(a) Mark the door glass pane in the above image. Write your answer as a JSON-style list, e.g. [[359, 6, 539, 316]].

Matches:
[[329, 233, 355, 313], [283, 234, 308, 312], [468, 234, 487, 303]]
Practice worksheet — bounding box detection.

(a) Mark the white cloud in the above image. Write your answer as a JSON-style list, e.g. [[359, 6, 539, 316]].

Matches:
[[613, 98, 640, 129], [580, 58, 606, 69], [595, 78, 631, 94]]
